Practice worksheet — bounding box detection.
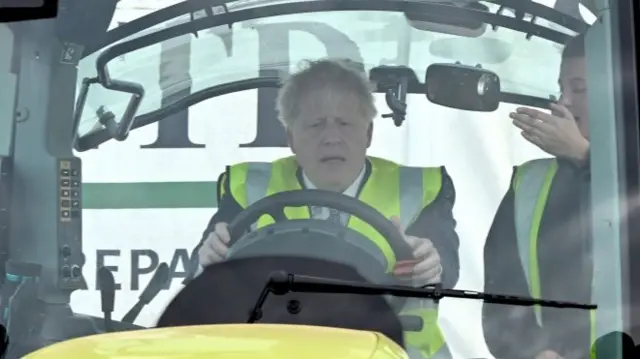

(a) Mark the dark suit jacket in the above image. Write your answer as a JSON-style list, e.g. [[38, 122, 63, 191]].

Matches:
[[194, 159, 461, 289], [483, 159, 593, 359]]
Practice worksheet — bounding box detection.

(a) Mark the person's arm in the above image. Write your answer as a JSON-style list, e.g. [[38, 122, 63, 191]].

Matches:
[[405, 167, 460, 289], [482, 168, 547, 359], [190, 170, 243, 278], [197, 171, 242, 244], [565, 148, 591, 181], [399, 168, 459, 359]]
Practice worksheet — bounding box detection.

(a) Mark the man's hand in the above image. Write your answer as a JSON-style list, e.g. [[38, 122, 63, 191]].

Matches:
[[510, 103, 589, 165], [390, 216, 442, 285], [198, 222, 231, 267], [535, 350, 564, 359]]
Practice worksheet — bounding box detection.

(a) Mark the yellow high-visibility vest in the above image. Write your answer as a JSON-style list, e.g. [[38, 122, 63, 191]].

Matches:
[[513, 158, 598, 359], [224, 155, 450, 359]]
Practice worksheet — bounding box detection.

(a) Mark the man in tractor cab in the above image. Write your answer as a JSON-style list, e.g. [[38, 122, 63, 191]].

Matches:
[[193, 58, 461, 359]]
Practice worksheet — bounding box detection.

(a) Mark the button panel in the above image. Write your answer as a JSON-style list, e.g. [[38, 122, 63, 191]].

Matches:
[[57, 158, 85, 290], [59, 160, 81, 223]]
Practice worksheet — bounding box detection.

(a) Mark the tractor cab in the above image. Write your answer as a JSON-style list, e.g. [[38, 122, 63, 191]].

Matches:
[[0, 0, 639, 358]]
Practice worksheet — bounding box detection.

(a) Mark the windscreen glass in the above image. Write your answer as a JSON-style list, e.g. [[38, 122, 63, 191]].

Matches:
[[64, 1, 630, 359]]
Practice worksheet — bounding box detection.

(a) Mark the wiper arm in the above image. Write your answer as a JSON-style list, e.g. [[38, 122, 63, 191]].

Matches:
[[248, 270, 596, 323]]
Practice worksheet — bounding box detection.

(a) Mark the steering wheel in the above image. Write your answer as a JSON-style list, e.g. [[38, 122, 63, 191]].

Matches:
[[225, 189, 415, 299]]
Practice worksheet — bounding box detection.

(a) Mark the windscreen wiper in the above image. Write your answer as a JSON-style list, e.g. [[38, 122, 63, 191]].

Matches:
[[248, 270, 596, 323]]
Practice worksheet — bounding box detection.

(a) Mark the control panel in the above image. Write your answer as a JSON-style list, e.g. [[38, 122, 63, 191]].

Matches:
[[57, 158, 86, 290]]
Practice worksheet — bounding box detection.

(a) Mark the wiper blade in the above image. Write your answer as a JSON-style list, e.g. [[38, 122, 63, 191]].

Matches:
[[248, 270, 596, 323]]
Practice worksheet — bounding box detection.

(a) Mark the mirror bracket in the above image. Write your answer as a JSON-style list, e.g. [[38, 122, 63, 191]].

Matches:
[[370, 66, 419, 127], [382, 80, 408, 127]]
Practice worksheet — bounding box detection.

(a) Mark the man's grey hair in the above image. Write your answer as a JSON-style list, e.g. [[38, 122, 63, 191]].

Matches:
[[275, 58, 377, 129]]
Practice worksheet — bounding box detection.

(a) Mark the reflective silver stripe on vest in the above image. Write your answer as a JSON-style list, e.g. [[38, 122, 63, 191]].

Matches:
[[398, 167, 437, 309], [514, 159, 554, 326], [515, 160, 611, 343], [399, 166, 425, 230], [245, 162, 272, 230]]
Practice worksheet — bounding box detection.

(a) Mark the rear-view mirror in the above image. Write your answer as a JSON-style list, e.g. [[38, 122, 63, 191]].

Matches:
[[425, 63, 501, 112]]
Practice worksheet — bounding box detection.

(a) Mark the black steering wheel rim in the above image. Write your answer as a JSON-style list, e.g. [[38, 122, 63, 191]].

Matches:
[[227, 189, 414, 261]]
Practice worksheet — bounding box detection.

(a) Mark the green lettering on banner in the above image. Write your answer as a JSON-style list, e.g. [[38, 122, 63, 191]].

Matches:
[[82, 182, 218, 209]]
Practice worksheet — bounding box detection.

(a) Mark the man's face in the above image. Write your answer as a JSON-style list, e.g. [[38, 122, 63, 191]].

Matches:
[[558, 56, 589, 139], [287, 88, 373, 192]]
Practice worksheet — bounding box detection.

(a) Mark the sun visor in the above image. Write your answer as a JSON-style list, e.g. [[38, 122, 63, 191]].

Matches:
[[404, 1, 489, 38]]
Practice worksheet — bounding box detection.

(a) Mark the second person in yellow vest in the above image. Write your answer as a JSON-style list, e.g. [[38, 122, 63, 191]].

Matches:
[[482, 33, 594, 359], [194, 58, 461, 359]]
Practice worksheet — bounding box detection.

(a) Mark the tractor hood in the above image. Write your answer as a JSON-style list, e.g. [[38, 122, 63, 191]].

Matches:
[[23, 324, 408, 359]]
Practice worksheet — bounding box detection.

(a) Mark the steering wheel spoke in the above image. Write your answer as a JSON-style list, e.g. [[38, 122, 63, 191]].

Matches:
[[266, 206, 288, 223]]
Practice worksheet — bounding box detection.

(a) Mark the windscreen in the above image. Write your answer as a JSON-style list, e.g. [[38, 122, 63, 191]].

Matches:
[[66, 1, 630, 359]]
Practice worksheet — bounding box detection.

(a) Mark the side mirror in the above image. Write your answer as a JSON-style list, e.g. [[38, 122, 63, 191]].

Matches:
[[425, 63, 501, 112]]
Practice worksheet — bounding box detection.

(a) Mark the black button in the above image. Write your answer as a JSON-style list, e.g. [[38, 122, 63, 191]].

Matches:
[[71, 200, 80, 208], [61, 266, 71, 278], [71, 190, 79, 197], [61, 179, 70, 187], [61, 246, 72, 257], [61, 210, 70, 218], [60, 169, 70, 176], [71, 180, 80, 187], [61, 200, 70, 207], [71, 211, 80, 218], [71, 265, 82, 278], [71, 169, 79, 176], [61, 190, 70, 197]]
